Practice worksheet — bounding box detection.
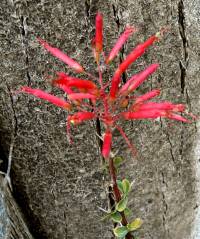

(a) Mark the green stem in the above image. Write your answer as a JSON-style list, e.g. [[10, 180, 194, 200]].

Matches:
[[108, 156, 134, 239]]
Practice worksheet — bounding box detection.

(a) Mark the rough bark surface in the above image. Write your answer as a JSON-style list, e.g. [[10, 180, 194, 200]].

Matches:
[[0, 0, 199, 239], [0, 176, 34, 239]]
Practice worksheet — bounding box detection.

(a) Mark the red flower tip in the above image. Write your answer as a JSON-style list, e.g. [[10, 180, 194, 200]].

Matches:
[[21, 86, 71, 110], [95, 13, 103, 52], [37, 38, 84, 73], [167, 114, 191, 123], [109, 69, 121, 100], [135, 89, 160, 103], [119, 64, 159, 96], [102, 129, 112, 158], [69, 112, 95, 125], [106, 26, 136, 64], [95, 13, 103, 62]]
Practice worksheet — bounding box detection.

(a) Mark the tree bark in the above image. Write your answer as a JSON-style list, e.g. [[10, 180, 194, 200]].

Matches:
[[0, 176, 34, 239], [0, 0, 199, 238]]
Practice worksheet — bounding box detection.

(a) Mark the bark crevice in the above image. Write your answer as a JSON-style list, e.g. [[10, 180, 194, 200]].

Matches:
[[20, 15, 31, 86], [161, 172, 169, 237], [178, 0, 189, 95]]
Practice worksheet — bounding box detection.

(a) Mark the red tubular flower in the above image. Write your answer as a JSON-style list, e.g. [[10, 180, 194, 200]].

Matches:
[[69, 112, 96, 125], [109, 70, 122, 100], [106, 27, 136, 64], [134, 89, 160, 103], [95, 13, 103, 62], [21, 86, 71, 110], [68, 93, 98, 100], [52, 72, 71, 85], [110, 35, 159, 99], [119, 64, 159, 96], [122, 109, 189, 122], [66, 80, 99, 95], [167, 114, 191, 123], [38, 38, 84, 73], [102, 129, 112, 158], [122, 109, 166, 120], [52, 72, 74, 94], [140, 34, 159, 49], [133, 102, 185, 112]]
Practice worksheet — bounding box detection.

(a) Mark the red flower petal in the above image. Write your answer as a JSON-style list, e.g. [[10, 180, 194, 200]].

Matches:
[[38, 38, 84, 73], [53, 72, 98, 94], [106, 27, 136, 64], [110, 34, 159, 99], [21, 86, 71, 110], [67, 79, 98, 92], [167, 114, 190, 123], [134, 89, 160, 103], [68, 93, 97, 100], [102, 129, 112, 158], [122, 109, 166, 119], [134, 102, 185, 112], [119, 64, 159, 96], [69, 112, 96, 125], [95, 13, 103, 54]]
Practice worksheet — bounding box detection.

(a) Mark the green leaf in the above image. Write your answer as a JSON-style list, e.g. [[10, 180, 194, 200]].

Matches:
[[122, 179, 131, 195], [113, 156, 125, 168], [124, 207, 131, 216], [127, 218, 143, 231], [113, 226, 128, 238], [111, 211, 122, 223], [117, 180, 124, 193], [116, 197, 128, 212]]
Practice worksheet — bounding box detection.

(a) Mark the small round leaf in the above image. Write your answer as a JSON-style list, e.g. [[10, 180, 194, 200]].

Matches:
[[117, 180, 124, 193], [127, 218, 143, 231], [111, 211, 122, 223], [116, 197, 128, 212], [124, 207, 131, 216], [122, 179, 131, 195], [113, 226, 128, 238]]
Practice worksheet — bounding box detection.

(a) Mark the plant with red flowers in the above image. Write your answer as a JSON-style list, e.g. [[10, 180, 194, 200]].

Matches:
[[20, 13, 193, 239]]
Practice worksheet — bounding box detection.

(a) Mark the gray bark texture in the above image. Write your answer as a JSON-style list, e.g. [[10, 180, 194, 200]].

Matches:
[[0, 0, 200, 238], [0, 176, 34, 239]]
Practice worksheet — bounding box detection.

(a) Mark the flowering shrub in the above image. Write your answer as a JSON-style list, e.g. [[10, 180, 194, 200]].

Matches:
[[20, 13, 192, 239]]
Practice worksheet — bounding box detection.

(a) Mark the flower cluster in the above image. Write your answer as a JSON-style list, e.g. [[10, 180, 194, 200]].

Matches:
[[21, 13, 190, 158]]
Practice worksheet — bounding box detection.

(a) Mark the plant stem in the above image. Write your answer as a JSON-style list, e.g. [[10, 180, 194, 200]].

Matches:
[[108, 156, 133, 239]]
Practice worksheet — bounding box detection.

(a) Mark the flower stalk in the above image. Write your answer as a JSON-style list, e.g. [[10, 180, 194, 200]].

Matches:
[[107, 155, 134, 239]]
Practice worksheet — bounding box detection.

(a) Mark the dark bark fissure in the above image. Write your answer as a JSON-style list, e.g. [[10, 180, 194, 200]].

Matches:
[[20, 16, 31, 86], [85, 0, 91, 18], [161, 172, 168, 230], [178, 0, 189, 94], [178, 0, 190, 160], [166, 130, 176, 164], [0, 144, 8, 173], [96, 117, 103, 152]]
